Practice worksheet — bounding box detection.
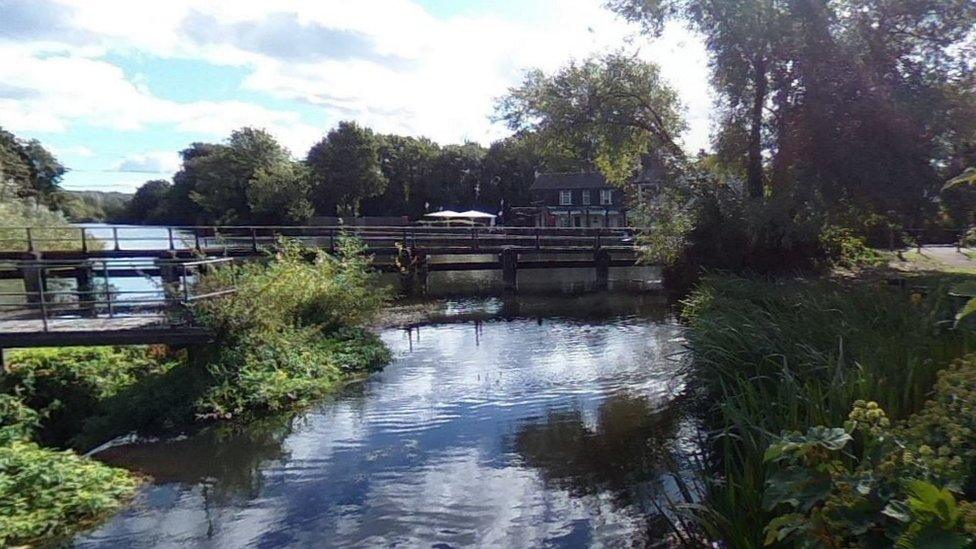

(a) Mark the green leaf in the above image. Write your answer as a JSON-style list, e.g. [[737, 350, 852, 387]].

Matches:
[[943, 167, 976, 191], [764, 513, 808, 546], [954, 298, 976, 327]]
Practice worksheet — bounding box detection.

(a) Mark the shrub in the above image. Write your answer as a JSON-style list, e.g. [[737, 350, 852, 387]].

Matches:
[[819, 225, 883, 269], [191, 237, 391, 419], [0, 395, 40, 445], [0, 441, 137, 546], [764, 355, 976, 546], [1, 346, 184, 448], [681, 276, 975, 545]]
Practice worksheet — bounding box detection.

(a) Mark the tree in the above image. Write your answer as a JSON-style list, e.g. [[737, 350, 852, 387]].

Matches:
[[480, 137, 540, 216], [428, 142, 486, 211], [361, 135, 439, 218], [247, 162, 314, 225], [189, 128, 293, 224], [496, 52, 686, 185], [0, 128, 65, 206], [0, 128, 34, 201], [307, 122, 387, 217], [22, 139, 65, 204], [608, 0, 976, 215], [126, 180, 171, 224]]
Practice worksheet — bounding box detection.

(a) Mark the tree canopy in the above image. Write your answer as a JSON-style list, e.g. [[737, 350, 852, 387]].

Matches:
[[307, 122, 388, 217], [496, 52, 686, 184]]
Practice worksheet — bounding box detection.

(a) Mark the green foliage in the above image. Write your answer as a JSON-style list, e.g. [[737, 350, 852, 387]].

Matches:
[[762, 355, 976, 548], [192, 237, 391, 418], [0, 395, 40, 446], [0, 196, 92, 252], [0, 127, 64, 207], [2, 346, 185, 448], [497, 52, 686, 184], [682, 276, 975, 545], [61, 190, 132, 223], [247, 161, 314, 225], [819, 225, 883, 270], [0, 441, 137, 547], [307, 121, 388, 217], [610, 0, 976, 218], [124, 179, 171, 224]]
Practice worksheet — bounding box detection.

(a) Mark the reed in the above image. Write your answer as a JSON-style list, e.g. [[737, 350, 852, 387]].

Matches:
[[682, 275, 975, 545]]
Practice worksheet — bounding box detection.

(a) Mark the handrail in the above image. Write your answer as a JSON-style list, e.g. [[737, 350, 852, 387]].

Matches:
[[0, 256, 238, 333]]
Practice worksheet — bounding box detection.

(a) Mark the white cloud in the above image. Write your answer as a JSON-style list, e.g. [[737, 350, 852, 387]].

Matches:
[[0, 0, 713, 156], [112, 151, 181, 173]]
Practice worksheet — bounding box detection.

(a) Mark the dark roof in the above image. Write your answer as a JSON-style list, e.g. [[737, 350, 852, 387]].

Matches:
[[530, 166, 668, 191], [530, 172, 610, 191]]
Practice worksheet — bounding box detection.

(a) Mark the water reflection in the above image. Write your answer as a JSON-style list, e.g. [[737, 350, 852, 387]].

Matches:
[[76, 296, 691, 548]]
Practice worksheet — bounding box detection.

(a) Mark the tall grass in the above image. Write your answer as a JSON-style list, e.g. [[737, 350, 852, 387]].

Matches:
[[682, 275, 975, 546]]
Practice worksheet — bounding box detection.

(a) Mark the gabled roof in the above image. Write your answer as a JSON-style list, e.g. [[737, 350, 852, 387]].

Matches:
[[530, 172, 610, 191]]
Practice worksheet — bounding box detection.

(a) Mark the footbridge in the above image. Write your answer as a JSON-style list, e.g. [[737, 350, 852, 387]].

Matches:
[[0, 226, 648, 351]]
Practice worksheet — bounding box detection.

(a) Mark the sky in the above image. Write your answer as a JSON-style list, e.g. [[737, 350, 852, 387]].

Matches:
[[0, 0, 712, 193]]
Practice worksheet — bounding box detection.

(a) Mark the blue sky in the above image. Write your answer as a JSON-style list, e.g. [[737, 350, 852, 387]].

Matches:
[[0, 0, 710, 193]]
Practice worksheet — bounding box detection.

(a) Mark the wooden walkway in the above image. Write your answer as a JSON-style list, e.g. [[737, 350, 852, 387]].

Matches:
[[0, 315, 210, 348]]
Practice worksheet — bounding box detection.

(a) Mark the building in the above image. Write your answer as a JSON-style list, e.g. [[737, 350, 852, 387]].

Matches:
[[527, 166, 664, 228]]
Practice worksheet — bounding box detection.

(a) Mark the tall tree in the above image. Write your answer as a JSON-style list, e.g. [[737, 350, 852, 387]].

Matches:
[[247, 162, 314, 225], [307, 121, 388, 217], [429, 142, 486, 211], [607, 0, 791, 197], [0, 128, 65, 205], [126, 179, 171, 224], [496, 52, 686, 185], [190, 128, 293, 224], [361, 135, 439, 218]]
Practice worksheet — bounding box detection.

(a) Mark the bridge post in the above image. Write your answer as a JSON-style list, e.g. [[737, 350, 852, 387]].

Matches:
[[19, 254, 43, 305], [157, 254, 181, 303], [397, 247, 428, 296], [74, 263, 95, 318], [500, 247, 518, 292], [594, 248, 611, 291]]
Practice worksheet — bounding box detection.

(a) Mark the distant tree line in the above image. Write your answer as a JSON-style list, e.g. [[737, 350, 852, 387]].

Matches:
[[125, 123, 577, 226]]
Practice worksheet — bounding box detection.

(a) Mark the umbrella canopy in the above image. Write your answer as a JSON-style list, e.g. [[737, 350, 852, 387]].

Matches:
[[457, 210, 496, 218], [424, 210, 461, 217]]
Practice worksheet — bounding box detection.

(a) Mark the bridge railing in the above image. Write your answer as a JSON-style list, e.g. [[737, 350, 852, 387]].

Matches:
[[0, 225, 649, 254], [0, 257, 238, 332]]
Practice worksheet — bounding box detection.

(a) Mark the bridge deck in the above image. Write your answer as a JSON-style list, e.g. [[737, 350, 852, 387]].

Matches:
[[0, 314, 210, 348]]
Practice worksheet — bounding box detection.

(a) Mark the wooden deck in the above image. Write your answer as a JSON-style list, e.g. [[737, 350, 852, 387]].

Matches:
[[0, 314, 211, 348]]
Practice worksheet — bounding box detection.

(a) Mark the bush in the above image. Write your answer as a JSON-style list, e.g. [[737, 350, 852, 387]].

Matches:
[[681, 275, 975, 545], [0, 441, 137, 547], [0, 395, 40, 445], [1, 346, 185, 448], [191, 237, 391, 419], [763, 355, 976, 546], [819, 225, 883, 269]]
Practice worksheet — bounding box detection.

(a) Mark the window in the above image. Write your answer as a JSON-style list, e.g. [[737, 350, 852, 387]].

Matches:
[[581, 190, 591, 205], [600, 189, 612, 205], [559, 190, 572, 205]]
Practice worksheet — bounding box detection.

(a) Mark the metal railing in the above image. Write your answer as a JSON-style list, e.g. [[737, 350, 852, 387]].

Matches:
[[0, 225, 647, 254], [0, 257, 238, 332]]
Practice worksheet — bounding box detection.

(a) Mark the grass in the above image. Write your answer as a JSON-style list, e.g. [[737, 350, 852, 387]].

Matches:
[[681, 274, 976, 546]]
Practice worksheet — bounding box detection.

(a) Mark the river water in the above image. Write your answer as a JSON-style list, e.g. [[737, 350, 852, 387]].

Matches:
[[74, 295, 694, 548]]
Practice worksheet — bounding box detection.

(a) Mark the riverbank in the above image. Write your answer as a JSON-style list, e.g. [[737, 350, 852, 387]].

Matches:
[[0, 238, 393, 545], [681, 273, 976, 545]]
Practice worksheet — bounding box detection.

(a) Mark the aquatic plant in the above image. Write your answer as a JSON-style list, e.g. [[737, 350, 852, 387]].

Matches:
[[681, 275, 975, 545]]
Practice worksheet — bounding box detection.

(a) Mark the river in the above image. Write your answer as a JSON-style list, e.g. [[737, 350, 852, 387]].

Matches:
[[73, 295, 695, 547]]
